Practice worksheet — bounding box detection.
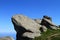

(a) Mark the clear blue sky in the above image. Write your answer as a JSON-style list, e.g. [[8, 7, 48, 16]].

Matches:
[[0, 0, 60, 33]]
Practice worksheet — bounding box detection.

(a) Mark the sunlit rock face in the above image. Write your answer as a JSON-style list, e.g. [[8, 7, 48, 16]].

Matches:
[[0, 36, 14, 40], [11, 14, 59, 40], [41, 15, 58, 30], [11, 14, 41, 40]]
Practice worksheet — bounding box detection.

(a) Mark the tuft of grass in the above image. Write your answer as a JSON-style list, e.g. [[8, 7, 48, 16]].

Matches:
[[34, 29, 60, 40]]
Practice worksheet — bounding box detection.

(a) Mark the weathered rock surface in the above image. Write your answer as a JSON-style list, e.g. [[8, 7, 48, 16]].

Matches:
[[11, 14, 59, 40], [0, 36, 14, 40], [34, 15, 59, 32], [12, 14, 41, 40], [41, 15, 58, 30]]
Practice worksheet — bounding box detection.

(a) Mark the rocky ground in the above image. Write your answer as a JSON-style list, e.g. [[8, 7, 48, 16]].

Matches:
[[0, 36, 14, 40]]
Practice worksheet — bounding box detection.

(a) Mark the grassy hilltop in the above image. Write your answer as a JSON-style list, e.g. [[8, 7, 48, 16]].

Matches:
[[34, 29, 60, 40]]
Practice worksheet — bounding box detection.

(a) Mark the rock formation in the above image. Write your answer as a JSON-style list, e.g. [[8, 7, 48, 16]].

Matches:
[[34, 15, 58, 31], [11, 14, 41, 40], [11, 14, 59, 40], [41, 15, 58, 30], [0, 36, 14, 40]]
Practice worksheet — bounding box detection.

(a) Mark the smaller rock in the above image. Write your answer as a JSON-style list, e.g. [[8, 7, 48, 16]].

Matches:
[[43, 18, 58, 30], [50, 26, 59, 30], [41, 25, 47, 32], [0, 36, 14, 40], [41, 15, 58, 30]]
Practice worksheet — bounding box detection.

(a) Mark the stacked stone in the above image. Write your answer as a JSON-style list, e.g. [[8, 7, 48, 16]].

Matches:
[[11, 14, 59, 40]]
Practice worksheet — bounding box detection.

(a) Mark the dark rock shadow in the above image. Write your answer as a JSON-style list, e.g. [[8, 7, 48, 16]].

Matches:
[[12, 20, 33, 40]]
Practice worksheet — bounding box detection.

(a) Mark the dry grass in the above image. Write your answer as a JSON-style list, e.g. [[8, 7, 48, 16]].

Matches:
[[34, 29, 60, 40]]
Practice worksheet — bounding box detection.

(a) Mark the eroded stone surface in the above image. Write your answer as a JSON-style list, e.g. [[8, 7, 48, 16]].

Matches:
[[12, 14, 41, 40], [11, 14, 59, 40]]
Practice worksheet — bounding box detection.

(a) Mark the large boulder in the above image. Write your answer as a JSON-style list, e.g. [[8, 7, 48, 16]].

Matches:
[[11, 14, 41, 40]]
